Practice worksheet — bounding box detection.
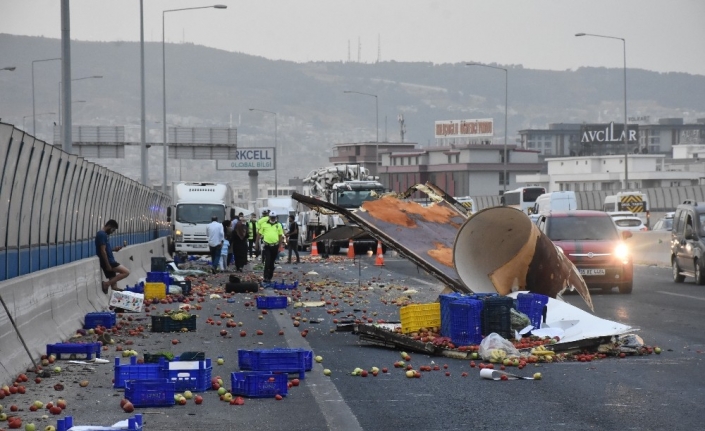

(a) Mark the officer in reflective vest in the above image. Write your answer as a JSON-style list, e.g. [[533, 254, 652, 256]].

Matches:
[[259, 210, 284, 283]]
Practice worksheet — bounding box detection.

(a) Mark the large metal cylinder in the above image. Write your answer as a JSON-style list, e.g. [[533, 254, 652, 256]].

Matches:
[[453, 207, 593, 310]]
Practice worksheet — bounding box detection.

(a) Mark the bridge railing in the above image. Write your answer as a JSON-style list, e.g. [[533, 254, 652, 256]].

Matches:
[[0, 122, 170, 281]]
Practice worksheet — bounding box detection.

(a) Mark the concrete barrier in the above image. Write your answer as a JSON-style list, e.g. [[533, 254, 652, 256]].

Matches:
[[0, 238, 168, 385], [628, 231, 671, 267]]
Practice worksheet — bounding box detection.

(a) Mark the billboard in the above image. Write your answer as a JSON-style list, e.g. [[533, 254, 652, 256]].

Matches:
[[580, 122, 639, 144], [216, 147, 274, 171], [434, 119, 494, 139]]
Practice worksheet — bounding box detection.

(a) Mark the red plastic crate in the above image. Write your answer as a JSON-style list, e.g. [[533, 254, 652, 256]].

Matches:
[[230, 372, 288, 398]]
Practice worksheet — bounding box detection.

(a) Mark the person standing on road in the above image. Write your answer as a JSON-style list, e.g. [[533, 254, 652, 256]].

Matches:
[[95, 220, 130, 294], [206, 216, 224, 274], [259, 210, 284, 282], [286, 215, 300, 264], [231, 215, 249, 272], [247, 213, 257, 259], [255, 209, 270, 263]]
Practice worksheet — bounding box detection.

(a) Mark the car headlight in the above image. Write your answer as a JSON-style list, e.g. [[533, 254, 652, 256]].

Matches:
[[175, 230, 183, 241], [614, 243, 629, 262]]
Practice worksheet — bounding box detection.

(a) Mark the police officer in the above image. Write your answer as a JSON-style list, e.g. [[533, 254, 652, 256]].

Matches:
[[255, 209, 270, 263], [259, 210, 284, 282]]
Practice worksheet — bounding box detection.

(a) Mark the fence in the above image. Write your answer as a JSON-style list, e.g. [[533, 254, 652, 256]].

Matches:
[[473, 185, 705, 212], [0, 122, 170, 281]]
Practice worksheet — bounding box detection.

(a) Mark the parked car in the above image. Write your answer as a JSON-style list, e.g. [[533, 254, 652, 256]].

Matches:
[[671, 202, 705, 284], [612, 216, 648, 232], [536, 210, 633, 294], [652, 212, 675, 231]]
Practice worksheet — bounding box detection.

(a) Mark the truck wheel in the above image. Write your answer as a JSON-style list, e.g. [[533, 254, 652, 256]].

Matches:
[[672, 258, 685, 283], [331, 246, 341, 255], [696, 259, 705, 285]]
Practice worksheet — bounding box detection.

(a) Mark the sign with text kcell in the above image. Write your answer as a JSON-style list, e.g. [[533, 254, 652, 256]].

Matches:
[[216, 147, 275, 171]]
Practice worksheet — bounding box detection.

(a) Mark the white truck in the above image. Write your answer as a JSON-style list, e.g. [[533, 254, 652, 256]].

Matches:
[[167, 182, 242, 255], [603, 191, 651, 228], [297, 165, 385, 254]]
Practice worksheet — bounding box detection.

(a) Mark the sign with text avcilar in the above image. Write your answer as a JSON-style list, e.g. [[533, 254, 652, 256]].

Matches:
[[216, 147, 275, 171], [580, 122, 639, 144]]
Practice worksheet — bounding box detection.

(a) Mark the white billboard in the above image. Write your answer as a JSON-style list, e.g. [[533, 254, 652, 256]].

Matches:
[[434, 119, 494, 139], [216, 147, 275, 171]]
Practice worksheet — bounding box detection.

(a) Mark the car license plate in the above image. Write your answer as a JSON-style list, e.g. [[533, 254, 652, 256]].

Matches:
[[193, 244, 208, 249], [579, 269, 606, 276]]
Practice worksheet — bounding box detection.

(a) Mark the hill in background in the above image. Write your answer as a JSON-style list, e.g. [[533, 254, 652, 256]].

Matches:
[[1, 33, 704, 188]]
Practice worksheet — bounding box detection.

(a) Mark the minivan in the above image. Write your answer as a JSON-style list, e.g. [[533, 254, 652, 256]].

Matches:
[[671, 200, 705, 284]]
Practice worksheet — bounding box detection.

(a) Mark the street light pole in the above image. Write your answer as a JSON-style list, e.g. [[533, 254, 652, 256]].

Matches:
[[576, 32, 629, 190], [31, 58, 60, 136], [466, 63, 508, 193], [343, 90, 379, 173], [249, 108, 278, 195], [140, 0, 148, 186], [162, 4, 227, 194]]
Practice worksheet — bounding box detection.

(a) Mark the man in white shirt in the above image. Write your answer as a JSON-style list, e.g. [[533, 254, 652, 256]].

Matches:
[[206, 216, 224, 274]]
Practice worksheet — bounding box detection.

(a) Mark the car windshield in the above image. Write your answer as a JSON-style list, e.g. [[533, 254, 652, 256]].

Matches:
[[176, 204, 225, 224], [336, 189, 384, 209], [658, 218, 673, 230], [547, 216, 619, 241], [615, 219, 642, 227]]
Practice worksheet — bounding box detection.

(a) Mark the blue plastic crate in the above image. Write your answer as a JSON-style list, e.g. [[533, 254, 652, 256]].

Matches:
[[448, 298, 484, 345], [439, 293, 466, 337], [238, 348, 311, 379], [125, 379, 175, 407], [57, 414, 143, 431], [516, 293, 549, 329], [114, 356, 163, 389], [146, 271, 172, 286], [230, 371, 288, 398], [126, 282, 145, 294], [256, 295, 288, 309], [263, 279, 299, 290], [163, 358, 212, 392], [47, 342, 101, 360], [83, 311, 116, 329], [481, 296, 514, 339]]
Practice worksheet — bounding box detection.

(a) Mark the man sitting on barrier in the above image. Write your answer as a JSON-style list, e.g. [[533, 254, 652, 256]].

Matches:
[[95, 220, 130, 294]]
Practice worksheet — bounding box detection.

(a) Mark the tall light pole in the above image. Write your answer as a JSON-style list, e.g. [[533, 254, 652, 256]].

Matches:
[[31, 58, 60, 136], [162, 4, 227, 193], [139, 0, 147, 185], [576, 32, 629, 190], [249, 108, 278, 195], [466, 63, 508, 193], [344, 90, 379, 173], [23, 112, 55, 131], [58, 75, 102, 126]]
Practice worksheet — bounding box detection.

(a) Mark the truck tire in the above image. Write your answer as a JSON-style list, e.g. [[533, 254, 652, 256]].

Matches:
[[225, 282, 259, 293]]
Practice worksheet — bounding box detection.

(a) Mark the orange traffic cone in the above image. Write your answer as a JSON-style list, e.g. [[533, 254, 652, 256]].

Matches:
[[310, 234, 319, 257], [374, 241, 384, 266], [347, 238, 355, 258]]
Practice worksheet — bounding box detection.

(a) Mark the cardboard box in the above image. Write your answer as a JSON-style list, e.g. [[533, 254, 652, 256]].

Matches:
[[110, 290, 145, 312]]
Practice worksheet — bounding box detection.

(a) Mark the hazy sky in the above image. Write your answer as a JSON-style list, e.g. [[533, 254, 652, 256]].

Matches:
[[2, 0, 704, 76]]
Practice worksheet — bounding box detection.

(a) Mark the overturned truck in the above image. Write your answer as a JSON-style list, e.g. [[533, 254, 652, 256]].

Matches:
[[292, 183, 593, 311]]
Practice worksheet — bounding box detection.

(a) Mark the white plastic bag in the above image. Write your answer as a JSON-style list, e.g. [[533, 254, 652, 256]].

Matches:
[[479, 332, 521, 361]]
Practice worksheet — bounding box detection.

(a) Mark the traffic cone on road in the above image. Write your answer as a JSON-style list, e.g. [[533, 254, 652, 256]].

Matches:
[[347, 238, 355, 258], [374, 241, 384, 266], [310, 234, 319, 257]]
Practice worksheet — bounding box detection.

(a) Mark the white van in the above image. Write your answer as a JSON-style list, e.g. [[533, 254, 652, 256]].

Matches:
[[531, 191, 578, 215]]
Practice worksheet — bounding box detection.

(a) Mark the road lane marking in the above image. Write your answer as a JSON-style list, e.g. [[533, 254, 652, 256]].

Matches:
[[658, 291, 705, 301], [274, 311, 364, 431]]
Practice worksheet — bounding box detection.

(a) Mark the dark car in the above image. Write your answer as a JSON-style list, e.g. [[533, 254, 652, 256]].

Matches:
[[536, 210, 633, 294], [671, 202, 705, 284]]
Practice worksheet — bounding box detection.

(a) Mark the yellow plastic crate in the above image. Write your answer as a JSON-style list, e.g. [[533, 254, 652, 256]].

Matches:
[[400, 303, 441, 334], [144, 282, 166, 300]]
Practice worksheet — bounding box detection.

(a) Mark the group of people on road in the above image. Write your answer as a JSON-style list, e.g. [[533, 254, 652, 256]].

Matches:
[[95, 210, 301, 294]]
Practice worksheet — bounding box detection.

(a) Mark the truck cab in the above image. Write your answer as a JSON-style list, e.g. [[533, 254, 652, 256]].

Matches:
[[331, 181, 385, 209]]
